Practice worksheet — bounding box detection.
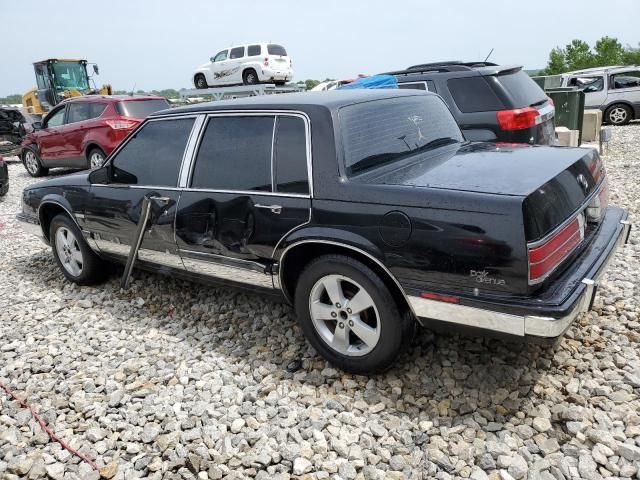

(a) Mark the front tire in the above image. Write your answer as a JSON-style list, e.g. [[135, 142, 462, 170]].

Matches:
[[605, 104, 632, 126], [294, 254, 413, 374], [194, 74, 208, 89], [243, 69, 259, 85], [87, 147, 106, 170], [50, 214, 107, 285], [23, 148, 48, 177]]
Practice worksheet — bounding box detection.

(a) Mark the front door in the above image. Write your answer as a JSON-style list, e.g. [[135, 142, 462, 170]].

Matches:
[[569, 75, 607, 108], [175, 114, 311, 290], [37, 105, 67, 163], [210, 49, 230, 86], [84, 116, 197, 270]]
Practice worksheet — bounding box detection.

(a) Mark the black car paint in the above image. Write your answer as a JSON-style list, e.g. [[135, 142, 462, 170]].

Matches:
[[20, 90, 625, 331]]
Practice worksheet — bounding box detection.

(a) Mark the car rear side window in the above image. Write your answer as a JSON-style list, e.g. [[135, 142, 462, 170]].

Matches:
[[340, 96, 464, 176], [274, 116, 308, 194], [110, 118, 194, 186], [493, 70, 547, 107], [191, 116, 273, 192], [89, 103, 107, 119], [267, 44, 287, 56], [115, 99, 170, 119], [230, 47, 245, 59], [447, 76, 504, 113], [247, 45, 261, 56], [611, 71, 640, 89], [67, 103, 91, 123], [398, 80, 436, 92]]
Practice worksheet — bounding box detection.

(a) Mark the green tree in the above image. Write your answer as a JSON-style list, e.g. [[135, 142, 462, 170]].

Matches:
[[542, 47, 566, 75], [564, 39, 593, 71], [304, 79, 321, 90], [622, 43, 640, 65], [594, 36, 624, 66], [0, 94, 23, 104]]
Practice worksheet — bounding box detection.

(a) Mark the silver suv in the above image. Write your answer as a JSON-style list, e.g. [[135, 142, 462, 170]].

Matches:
[[560, 65, 640, 125]]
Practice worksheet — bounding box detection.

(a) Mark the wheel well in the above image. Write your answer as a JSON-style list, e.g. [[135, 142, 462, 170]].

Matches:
[[85, 144, 104, 159], [194, 73, 205, 80], [243, 68, 257, 78], [38, 203, 74, 242], [279, 242, 413, 318]]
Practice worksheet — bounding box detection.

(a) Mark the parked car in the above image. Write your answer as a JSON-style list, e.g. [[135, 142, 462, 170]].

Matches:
[[17, 90, 631, 373], [0, 106, 38, 156], [0, 156, 8, 196], [21, 95, 170, 177], [193, 43, 293, 89], [559, 65, 640, 125], [384, 61, 556, 145]]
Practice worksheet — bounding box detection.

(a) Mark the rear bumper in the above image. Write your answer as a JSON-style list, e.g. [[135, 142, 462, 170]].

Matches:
[[408, 208, 631, 338]]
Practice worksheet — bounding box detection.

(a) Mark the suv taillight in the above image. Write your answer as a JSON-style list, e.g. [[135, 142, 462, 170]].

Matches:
[[528, 213, 585, 284], [496, 107, 540, 130], [263, 57, 269, 67], [105, 119, 138, 130]]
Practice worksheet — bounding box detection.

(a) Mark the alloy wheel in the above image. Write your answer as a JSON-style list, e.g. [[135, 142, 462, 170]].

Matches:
[[309, 274, 381, 356], [609, 107, 628, 125], [90, 151, 104, 169], [24, 151, 38, 175], [55, 227, 84, 277]]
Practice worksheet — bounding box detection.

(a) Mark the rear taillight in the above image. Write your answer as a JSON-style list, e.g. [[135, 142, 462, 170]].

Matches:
[[105, 119, 138, 130], [263, 57, 269, 66], [496, 107, 540, 130], [528, 213, 585, 284], [586, 179, 609, 222]]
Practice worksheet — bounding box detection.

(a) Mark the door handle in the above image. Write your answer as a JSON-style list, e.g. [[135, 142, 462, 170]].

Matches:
[[255, 204, 282, 214]]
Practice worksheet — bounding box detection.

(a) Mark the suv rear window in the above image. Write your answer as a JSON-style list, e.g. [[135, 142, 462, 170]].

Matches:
[[494, 70, 547, 107], [115, 99, 170, 119], [447, 76, 504, 113], [267, 44, 287, 56], [340, 96, 463, 176]]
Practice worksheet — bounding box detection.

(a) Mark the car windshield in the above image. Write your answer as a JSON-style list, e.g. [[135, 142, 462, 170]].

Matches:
[[115, 99, 170, 118], [340, 95, 463, 176], [51, 62, 89, 91], [267, 44, 287, 56], [496, 70, 547, 107]]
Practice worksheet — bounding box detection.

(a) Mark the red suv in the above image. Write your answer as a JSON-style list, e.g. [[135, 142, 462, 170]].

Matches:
[[21, 95, 170, 177]]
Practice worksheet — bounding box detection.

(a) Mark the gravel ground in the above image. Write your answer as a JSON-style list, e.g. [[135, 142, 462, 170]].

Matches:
[[1, 127, 639, 480]]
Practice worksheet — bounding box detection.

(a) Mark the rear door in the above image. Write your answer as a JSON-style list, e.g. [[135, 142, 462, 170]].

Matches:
[[37, 105, 67, 163], [84, 116, 197, 269], [608, 70, 640, 108], [64, 102, 93, 166], [227, 46, 246, 84], [175, 113, 311, 290]]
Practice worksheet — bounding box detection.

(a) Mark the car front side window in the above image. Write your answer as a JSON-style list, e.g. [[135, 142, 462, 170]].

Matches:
[[109, 118, 195, 186], [44, 107, 66, 128], [213, 50, 228, 62]]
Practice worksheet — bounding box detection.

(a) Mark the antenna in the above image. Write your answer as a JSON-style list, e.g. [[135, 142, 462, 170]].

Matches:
[[484, 48, 494, 62], [129, 83, 136, 96]]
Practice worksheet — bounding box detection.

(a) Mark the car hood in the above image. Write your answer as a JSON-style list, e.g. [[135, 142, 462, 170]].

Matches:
[[26, 170, 91, 190], [366, 142, 600, 197]]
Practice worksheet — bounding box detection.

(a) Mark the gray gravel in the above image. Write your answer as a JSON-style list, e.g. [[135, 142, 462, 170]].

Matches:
[[1, 125, 639, 480]]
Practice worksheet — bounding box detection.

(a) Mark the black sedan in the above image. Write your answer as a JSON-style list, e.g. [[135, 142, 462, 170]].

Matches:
[[17, 90, 631, 373]]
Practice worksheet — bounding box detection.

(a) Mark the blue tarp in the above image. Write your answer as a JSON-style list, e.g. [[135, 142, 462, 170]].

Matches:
[[337, 75, 398, 90]]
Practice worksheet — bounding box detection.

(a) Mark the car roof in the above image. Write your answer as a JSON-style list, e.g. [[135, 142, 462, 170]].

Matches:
[[386, 63, 522, 78], [219, 42, 285, 50], [567, 65, 640, 75], [151, 89, 435, 116], [60, 95, 166, 104]]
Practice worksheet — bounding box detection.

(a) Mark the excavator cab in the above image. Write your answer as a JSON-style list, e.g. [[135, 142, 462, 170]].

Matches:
[[22, 59, 112, 115]]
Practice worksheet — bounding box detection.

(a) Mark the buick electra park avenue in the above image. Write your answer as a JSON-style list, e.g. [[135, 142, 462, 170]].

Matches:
[[17, 90, 631, 373]]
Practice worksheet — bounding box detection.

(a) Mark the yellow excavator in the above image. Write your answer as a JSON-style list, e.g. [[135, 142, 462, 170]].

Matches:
[[22, 58, 112, 115]]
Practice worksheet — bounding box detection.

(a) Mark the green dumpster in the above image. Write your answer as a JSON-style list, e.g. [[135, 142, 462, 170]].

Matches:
[[546, 88, 585, 145]]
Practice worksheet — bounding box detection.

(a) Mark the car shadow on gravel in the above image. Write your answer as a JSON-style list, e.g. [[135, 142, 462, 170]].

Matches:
[[12, 249, 557, 427]]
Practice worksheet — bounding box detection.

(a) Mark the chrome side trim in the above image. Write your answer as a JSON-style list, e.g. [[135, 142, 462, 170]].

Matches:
[[180, 256, 274, 289], [278, 239, 416, 316], [182, 188, 309, 198]]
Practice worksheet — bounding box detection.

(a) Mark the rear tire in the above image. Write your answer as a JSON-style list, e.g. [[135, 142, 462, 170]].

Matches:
[[243, 69, 259, 85], [294, 254, 414, 374], [87, 147, 106, 170], [50, 214, 107, 285], [605, 104, 632, 126], [194, 74, 208, 89], [22, 148, 48, 177]]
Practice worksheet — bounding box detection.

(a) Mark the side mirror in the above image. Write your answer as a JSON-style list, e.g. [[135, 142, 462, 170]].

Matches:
[[210, 57, 215, 62], [93, 64, 99, 75], [88, 166, 109, 184], [32, 121, 42, 130]]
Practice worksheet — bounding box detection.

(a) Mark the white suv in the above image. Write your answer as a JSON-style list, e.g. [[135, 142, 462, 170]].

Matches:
[[193, 43, 293, 89], [560, 65, 640, 125]]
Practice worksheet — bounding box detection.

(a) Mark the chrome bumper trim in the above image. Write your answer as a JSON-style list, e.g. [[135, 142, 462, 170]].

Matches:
[[409, 219, 632, 338]]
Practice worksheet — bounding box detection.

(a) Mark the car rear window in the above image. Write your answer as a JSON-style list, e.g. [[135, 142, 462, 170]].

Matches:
[[115, 99, 170, 119], [267, 44, 287, 56], [339, 96, 463, 176], [495, 70, 547, 107], [447, 76, 504, 113]]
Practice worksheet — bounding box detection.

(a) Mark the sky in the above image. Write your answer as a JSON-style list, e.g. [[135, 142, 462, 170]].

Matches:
[[2, 0, 639, 97]]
